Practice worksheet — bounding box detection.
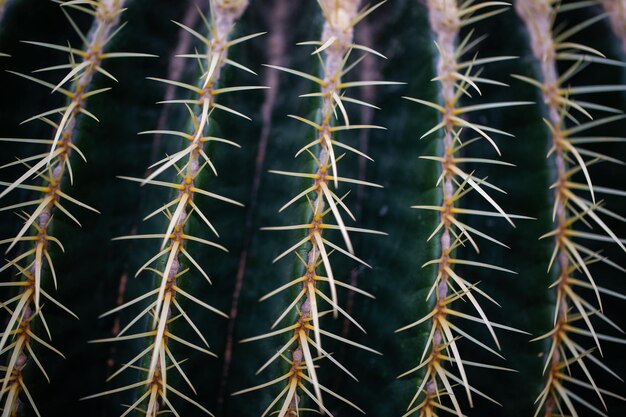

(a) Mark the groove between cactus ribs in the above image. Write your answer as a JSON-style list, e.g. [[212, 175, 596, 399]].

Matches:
[[516, 1, 626, 416], [217, 0, 294, 412], [0, 1, 136, 415], [233, 1, 396, 416], [399, 1, 534, 416], [87, 1, 268, 416]]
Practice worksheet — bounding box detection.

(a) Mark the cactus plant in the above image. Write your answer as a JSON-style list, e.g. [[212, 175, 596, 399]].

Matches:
[[0, 0, 625, 417]]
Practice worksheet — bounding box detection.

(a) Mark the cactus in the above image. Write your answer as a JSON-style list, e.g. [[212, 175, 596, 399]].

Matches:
[[0, 1, 625, 417]]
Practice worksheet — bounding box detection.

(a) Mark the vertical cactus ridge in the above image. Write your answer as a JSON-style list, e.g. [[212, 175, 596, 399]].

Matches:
[[0, 1, 146, 415], [399, 1, 534, 416], [515, 1, 626, 416], [232, 1, 397, 415], [86, 1, 266, 416]]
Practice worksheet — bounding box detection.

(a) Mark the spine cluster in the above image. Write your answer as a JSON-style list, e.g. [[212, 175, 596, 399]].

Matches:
[[516, 0, 626, 416], [0, 1, 135, 415]]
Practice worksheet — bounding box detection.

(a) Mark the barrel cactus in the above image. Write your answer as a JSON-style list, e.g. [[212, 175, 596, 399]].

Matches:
[[0, 0, 625, 416]]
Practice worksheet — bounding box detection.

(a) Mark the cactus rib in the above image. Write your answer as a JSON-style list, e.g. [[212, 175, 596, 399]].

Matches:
[[515, 1, 626, 416], [233, 1, 393, 415], [87, 1, 263, 415], [0, 1, 136, 415], [399, 1, 532, 416]]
